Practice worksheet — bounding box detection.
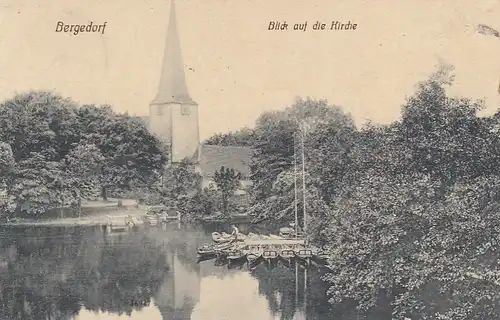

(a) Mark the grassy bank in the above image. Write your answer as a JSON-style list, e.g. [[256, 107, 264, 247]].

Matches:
[[1, 199, 143, 227]]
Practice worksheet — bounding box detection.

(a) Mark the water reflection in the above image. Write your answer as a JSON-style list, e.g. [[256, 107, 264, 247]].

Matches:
[[0, 224, 333, 320]]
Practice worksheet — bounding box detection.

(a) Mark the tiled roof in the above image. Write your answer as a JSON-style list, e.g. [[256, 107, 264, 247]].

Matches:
[[198, 144, 252, 178]]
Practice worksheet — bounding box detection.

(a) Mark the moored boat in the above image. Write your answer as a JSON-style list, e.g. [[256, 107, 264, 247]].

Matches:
[[197, 243, 216, 255], [311, 252, 329, 266], [279, 227, 294, 238], [262, 249, 278, 260], [214, 241, 243, 258], [197, 252, 217, 263], [247, 246, 263, 263], [227, 247, 248, 262], [295, 248, 313, 260], [279, 248, 295, 260], [212, 232, 232, 244]]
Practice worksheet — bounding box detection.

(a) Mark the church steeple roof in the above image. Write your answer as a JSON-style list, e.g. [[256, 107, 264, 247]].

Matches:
[[152, 0, 195, 105]]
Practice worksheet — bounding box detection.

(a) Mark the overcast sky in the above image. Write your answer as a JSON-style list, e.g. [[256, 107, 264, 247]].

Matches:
[[1, 0, 499, 139]]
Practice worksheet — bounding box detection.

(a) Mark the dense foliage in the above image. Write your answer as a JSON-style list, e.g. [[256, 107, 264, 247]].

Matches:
[[236, 64, 500, 319], [0, 91, 167, 219], [213, 166, 242, 214], [203, 127, 256, 146], [144, 161, 248, 221]]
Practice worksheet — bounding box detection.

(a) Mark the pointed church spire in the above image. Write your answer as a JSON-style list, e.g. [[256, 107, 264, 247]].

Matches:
[[152, 0, 195, 105]]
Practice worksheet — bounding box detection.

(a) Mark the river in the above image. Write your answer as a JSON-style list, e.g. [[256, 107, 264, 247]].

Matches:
[[0, 223, 389, 320]]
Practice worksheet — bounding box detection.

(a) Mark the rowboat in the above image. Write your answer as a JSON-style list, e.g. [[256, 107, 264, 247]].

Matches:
[[279, 248, 296, 260], [227, 248, 248, 262], [214, 256, 228, 266], [228, 256, 247, 269], [262, 249, 278, 260], [247, 246, 263, 263], [295, 248, 313, 260], [197, 252, 216, 263], [279, 227, 305, 239], [198, 241, 233, 256], [197, 243, 216, 255], [212, 232, 232, 244], [214, 242, 235, 257], [311, 252, 329, 266]]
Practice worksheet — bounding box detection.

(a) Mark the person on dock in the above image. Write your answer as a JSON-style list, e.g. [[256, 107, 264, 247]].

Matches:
[[231, 225, 239, 242]]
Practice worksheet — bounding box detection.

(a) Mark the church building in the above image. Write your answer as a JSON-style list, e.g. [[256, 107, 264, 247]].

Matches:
[[139, 0, 252, 204]]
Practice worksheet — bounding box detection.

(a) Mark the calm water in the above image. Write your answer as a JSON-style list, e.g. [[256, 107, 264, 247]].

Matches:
[[0, 223, 352, 320]]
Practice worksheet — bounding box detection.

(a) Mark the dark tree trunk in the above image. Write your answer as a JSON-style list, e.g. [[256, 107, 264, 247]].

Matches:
[[101, 186, 108, 200]]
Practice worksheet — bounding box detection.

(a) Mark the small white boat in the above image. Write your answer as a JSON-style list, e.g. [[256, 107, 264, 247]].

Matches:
[[262, 249, 278, 260], [295, 248, 313, 260], [247, 246, 263, 263], [279, 248, 295, 260], [212, 232, 232, 244]]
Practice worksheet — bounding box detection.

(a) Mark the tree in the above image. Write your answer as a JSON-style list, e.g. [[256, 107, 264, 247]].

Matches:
[[0, 142, 16, 218], [75, 105, 167, 200], [0, 91, 168, 217], [398, 64, 494, 191], [321, 63, 500, 319], [204, 127, 256, 146], [213, 166, 242, 215], [8, 152, 68, 218], [155, 159, 211, 221], [0, 91, 80, 162], [250, 97, 355, 200]]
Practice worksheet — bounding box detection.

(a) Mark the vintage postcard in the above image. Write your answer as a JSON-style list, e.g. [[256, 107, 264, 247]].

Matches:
[[0, 0, 499, 319]]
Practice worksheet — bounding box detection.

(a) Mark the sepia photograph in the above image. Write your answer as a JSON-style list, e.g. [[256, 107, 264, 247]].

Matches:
[[0, 0, 499, 319]]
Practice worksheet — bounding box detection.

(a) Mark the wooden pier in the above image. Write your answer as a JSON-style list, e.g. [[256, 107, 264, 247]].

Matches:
[[244, 239, 305, 247], [197, 233, 328, 271]]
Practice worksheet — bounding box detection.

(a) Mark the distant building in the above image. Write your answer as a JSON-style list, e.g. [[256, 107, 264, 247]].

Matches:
[[196, 145, 253, 206], [138, 0, 252, 203]]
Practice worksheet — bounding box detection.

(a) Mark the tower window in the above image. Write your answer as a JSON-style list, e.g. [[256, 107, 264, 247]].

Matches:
[[181, 105, 190, 115], [157, 106, 164, 116]]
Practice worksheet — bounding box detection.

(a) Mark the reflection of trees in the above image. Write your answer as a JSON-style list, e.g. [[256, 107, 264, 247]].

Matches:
[[0, 226, 169, 319], [154, 224, 208, 272], [251, 262, 332, 320]]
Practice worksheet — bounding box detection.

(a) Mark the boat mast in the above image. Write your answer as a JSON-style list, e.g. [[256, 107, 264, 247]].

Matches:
[[294, 135, 298, 239], [301, 121, 307, 241]]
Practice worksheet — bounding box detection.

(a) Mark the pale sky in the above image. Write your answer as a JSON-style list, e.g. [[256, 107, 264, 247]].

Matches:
[[0, 0, 499, 139]]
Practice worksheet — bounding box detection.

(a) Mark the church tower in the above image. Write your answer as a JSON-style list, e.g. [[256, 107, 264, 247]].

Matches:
[[149, 0, 200, 163]]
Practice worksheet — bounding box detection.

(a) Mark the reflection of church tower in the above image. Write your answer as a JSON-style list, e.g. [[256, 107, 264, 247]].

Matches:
[[154, 227, 202, 320], [149, 0, 200, 163]]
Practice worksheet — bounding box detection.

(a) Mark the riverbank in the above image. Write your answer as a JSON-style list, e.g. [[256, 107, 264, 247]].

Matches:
[[200, 212, 251, 223], [1, 199, 255, 227], [0, 199, 144, 227]]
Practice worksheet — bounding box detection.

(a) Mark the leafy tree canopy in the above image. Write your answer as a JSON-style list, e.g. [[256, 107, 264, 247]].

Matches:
[[0, 91, 167, 218]]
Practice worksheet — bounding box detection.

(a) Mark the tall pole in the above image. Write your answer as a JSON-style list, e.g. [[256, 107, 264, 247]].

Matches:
[[304, 268, 308, 313], [295, 259, 299, 307], [294, 135, 298, 239], [301, 122, 307, 242]]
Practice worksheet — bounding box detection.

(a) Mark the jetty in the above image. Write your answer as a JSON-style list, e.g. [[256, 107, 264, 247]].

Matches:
[[244, 239, 305, 246], [197, 232, 328, 270]]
